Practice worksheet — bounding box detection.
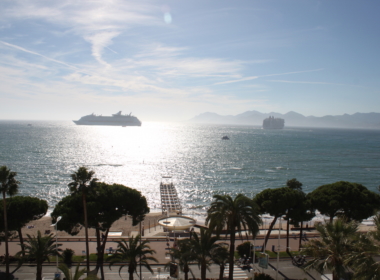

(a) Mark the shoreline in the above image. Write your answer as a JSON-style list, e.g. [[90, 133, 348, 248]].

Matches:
[[15, 212, 375, 240]]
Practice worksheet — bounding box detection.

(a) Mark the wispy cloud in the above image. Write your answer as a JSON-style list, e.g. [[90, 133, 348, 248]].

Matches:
[[214, 76, 259, 85], [261, 69, 324, 77], [0, 41, 78, 70], [267, 79, 365, 87], [213, 68, 324, 85], [84, 31, 120, 66], [2, 0, 161, 66]]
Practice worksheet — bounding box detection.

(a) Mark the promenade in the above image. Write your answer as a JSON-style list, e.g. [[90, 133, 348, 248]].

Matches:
[[0, 214, 374, 280]]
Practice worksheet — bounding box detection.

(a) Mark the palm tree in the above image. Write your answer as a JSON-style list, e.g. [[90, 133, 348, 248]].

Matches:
[[206, 194, 262, 280], [342, 213, 380, 280], [188, 228, 226, 280], [68, 166, 98, 272], [58, 263, 86, 280], [344, 231, 380, 280], [108, 234, 158, 280], [302, 218, 358, 280], [211, 245, 229, 280], [0, 165, 20, 278], [16, 231, 62, 280], [168, 238, 194, 280]]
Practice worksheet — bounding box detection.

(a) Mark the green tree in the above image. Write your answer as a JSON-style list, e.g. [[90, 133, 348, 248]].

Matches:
[[343, 213, 380, 280], [302, 219, 358, 280], [0, 196, 48, 256], [0, 166, 20, 278], [168, 239, 194, 280], [68, 166, 98, 272], [52, 183, 150, 279], [108, 235, 157, 280], [206, 194, 261, 280], [58, 263, 86, 280], [285, 179, 315, 254], [211, 245, 229, 280], [62, 248, 75, 267], [16, 231, 62, 280], [188, 228, 226, 280], [236, 241, 253, 259], [254, 187, 301, 252], [286, 178, 303, 191], [308, 181, 380, 222]]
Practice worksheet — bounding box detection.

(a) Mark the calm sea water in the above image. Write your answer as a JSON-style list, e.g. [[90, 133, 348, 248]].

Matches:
[[1, 120, 380, 217]]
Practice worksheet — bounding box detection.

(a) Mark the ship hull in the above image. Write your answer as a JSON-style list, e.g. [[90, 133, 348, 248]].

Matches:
[[262, 116, 284, 129], [73, 111, 142, 127], [73, 121, 141, 126]]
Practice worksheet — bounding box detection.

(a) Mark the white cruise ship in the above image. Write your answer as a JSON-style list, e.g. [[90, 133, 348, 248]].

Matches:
[[73, 111, 142, 126]]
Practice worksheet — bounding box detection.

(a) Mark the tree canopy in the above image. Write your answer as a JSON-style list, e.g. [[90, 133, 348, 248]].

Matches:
[[0, 196, 48, 232], [51, 182, 150, 278], [206, 194, 261, 280], [0, 165, 20, 278], [308, 181, 380, 222], [0, 196, 48, 257], [16, 231, 62, 280], [108, 235, 157, 280], [254, 186, 307, 251], [52, 182, 149, 235]]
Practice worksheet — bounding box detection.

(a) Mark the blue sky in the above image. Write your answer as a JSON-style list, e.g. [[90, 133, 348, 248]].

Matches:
[[1, 0, 379, 121]]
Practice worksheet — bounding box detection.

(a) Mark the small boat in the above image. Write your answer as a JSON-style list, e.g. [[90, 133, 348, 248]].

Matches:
[[222, 136, 229, 140], [27, 124, 32, 127]]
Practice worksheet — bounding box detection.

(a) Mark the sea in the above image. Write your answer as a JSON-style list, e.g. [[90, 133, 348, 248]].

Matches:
[[1, 120, 380, 220]]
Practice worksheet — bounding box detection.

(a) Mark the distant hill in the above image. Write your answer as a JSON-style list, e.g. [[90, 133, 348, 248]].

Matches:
[[188, 111, 380, 129]]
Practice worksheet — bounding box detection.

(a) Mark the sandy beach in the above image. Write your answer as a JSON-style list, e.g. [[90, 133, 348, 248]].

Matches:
[[18, 212, 168, 239], [1, 212, 375, 265]]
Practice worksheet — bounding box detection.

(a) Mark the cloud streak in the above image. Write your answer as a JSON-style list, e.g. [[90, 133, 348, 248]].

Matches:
[[0, 41, 78, 70], [214, 69, 324, 85], [267, 79, 365, 87]]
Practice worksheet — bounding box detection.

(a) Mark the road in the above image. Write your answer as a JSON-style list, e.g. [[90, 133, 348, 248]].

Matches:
[[3, 259, 328, 280]]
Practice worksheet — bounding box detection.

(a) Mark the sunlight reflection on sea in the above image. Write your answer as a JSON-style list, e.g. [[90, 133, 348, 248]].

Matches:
[[1, 120, 380, 218]]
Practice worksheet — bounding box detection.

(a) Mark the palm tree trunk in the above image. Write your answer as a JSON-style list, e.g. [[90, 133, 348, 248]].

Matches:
[[299, 221, 303, 250], [95, 227, 105, 280], [201, 262, 206, 280], [262, 216, 278, 252], [229, 227, 236, 280], [18, 228, 25, 257], [36, 263, 43, 280], [95, 228, 100, 271], [82, 192, 90, 273], [286, 218, 292, 258], [184, 264, 189, 280], [129, 266, 134, 280], [219, 264, 224, 280], [101, 228, 109, 255], [3, 192, 9, 278]]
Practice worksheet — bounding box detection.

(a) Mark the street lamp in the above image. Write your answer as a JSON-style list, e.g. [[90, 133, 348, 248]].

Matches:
[[51, 216, 62, 278]]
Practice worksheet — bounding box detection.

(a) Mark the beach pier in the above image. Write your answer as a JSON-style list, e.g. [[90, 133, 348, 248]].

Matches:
[[160, 177, 182, 215]]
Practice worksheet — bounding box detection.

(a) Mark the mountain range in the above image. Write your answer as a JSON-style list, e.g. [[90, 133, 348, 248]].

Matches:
[[188, 111, 380, 129]]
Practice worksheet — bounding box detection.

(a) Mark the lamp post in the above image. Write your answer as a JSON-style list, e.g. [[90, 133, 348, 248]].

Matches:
[[252, 236, 256, 279], [51, 216, 62, 278]]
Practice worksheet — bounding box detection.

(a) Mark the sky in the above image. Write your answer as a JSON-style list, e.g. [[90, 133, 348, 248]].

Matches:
[[1, 0, 379, 122]]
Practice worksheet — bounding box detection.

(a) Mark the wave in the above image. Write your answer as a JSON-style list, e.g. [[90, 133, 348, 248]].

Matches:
[[93, 164, 123, 167], [275, 166, 288, 170]]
